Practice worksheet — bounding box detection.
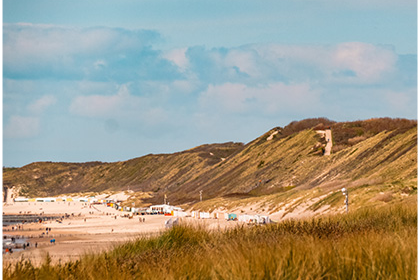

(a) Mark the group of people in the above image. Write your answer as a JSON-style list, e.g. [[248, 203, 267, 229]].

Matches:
[[10, 225, 24, 231], [4, 241, 32, 254], [42, 227, 52, 236]]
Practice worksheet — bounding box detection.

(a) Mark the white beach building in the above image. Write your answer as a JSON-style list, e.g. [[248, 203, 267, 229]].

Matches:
[[238, 214, 270, 224], [148, 204, 182, 214]]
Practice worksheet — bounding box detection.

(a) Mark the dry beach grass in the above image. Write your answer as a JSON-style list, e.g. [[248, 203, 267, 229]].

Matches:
[[3, 199, 417, 280]]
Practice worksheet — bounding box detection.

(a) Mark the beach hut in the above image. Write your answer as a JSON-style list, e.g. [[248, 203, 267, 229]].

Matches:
[[28, 198, 36, 202], [14, 197, 29, 202], [173, 210, 188, 217], [226, 213, 237, 221], [238, 214, 271, 224], [66, 198, 73, 202], [255, 215, 270, 224], [239, 214, 254, 223], [199, 212, 211, 219], [56, 198, 63, 202]]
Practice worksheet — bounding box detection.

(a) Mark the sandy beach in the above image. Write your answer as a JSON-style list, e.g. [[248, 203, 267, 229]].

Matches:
[[2, 201, 236, 265]]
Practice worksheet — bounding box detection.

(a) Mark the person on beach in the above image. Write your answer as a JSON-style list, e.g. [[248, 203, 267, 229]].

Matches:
[[35, 242, 38, 248]]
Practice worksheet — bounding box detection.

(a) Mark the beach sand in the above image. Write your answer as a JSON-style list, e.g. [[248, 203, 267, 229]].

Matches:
[[2, 201, 235, 265]]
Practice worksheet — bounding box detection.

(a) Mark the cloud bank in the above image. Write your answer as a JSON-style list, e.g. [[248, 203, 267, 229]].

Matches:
[[3, 23, 416, 166]]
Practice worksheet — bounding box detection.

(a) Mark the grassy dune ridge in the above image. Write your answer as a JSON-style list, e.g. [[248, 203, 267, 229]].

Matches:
[[4, 118, 417, 206], [3, 201, 417, 280]]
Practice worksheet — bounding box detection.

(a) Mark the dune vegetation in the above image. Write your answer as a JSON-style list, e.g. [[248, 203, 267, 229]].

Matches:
[[3, 200, 417, 280], [4, 118, 417, 206]]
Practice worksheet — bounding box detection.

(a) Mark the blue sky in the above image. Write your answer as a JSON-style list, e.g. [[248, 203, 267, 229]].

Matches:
[[3, 0, 417, 167]]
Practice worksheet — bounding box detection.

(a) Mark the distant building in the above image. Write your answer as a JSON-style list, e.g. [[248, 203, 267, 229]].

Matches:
[[148, 204, 182, 214], [315, 128, 333, 155]]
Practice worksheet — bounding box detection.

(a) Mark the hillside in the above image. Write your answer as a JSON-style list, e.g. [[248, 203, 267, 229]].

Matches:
[[3, 118, 417, 209], [3, 142, 244, 198]]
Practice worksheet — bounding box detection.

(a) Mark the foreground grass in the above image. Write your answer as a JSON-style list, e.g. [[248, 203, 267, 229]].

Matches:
[[4, 202, 417, 280]]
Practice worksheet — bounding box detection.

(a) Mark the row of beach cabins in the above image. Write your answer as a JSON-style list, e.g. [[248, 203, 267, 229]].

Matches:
[[117, 205, 270, 224], [191, 211, 270, 224], [13, 198, 270, 224]]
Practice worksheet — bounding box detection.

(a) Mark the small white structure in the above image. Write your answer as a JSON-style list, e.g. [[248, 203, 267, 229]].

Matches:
[[191, 211, 212, 219], [88, 198, 98, 203], [199, 212, 211, 219], [148, 204, 182, 214], [173, 210, 188, 217], [316, 128, 333, 155], [13, 197, 29, 202], [238, 214, 270, 224]]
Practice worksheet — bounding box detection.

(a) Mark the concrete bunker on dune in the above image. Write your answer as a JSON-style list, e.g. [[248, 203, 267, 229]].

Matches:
[[316, 128, 333, 156]]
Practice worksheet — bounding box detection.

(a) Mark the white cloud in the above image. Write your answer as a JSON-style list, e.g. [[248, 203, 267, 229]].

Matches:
[[332, 42, 397, 83], [94, 60, 107, 70], [4, 23, 159, 58], [69, 84, 136, 118], [163, 48, 190, 71], [253, 42, 397, 85], [3, 24, 165, 80], [27, 95, 57, 115], [4, 115, 40, 138], [183, 42, 399, 88], [199, 82, 321, 115], [69, 84, 170, 126]]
